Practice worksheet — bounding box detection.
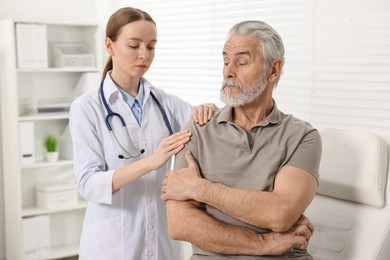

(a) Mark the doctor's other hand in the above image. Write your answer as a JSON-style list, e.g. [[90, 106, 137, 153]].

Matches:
[[192, 103, 218, 126], [161, 151, 205, 202], [147, 130, 192, 171]]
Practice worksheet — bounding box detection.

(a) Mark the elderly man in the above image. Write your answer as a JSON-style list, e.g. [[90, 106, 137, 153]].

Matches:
[[161, 20, 322, 260]]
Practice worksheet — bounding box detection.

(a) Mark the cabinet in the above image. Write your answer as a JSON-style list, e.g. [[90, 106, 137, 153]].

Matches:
[[0, 20, 102, 260]]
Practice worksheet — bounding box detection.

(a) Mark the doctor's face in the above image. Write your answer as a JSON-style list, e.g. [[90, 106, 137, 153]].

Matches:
[[106, 20, 157, 78]]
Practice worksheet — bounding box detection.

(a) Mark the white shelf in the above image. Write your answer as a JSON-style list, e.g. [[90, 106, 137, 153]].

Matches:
[[17, 67, 99, 73], [21, 159, 73, 169], [19, 113, 70, 121], [42, 243, 80, 260], [22, 201, 87, 217], [0, 19, 101, 260]]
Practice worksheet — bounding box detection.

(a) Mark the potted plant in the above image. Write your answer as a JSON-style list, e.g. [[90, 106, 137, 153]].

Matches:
[[44, 135, 59, 162]]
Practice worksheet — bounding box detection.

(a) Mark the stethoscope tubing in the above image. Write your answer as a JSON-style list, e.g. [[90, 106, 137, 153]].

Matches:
[[99, 79, 173, 158]]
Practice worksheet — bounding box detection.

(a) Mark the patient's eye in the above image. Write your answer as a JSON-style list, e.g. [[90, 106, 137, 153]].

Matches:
[[237, 59, 249, 66]]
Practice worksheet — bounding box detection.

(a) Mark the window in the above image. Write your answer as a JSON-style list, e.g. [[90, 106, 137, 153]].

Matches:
[[115, 0, 390, 136]]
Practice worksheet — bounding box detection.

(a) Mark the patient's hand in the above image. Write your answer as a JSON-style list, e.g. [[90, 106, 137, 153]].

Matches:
[[161, 151, 203, 202], [261, 218, 313, 255], [295, 214, 314, 238]]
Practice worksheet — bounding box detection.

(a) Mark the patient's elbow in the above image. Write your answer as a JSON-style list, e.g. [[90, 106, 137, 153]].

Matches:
[[268, 207, 300, 232], [167, 216, 183, 240], [271, 221, 294, 233], [167, 223, 184, 240], [166, 201, 187, 240]]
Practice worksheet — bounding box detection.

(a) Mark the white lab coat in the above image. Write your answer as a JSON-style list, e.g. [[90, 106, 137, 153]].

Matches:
[[69, 74, 192, 260]]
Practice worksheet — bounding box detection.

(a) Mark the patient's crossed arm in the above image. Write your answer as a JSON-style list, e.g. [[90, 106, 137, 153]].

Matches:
[[161, 152, 317, 255]]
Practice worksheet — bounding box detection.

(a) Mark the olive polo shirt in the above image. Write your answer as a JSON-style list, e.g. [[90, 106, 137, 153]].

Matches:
[[174, 101, 322, 259]]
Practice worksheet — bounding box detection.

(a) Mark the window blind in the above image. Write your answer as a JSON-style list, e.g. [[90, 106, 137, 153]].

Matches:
[[114, 0, 390, 136]]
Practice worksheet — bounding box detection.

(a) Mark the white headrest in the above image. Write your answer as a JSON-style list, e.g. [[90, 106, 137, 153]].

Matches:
[[317, 129, 389, 208]]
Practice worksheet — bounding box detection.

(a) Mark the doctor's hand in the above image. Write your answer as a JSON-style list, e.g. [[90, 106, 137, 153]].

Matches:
[[192, 103, 218, 126], [161, 151, 205, 202], [147, 130, 191, 171]]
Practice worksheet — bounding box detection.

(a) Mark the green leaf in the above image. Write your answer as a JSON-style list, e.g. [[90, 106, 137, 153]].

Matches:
[[44, 135, 58, 152]]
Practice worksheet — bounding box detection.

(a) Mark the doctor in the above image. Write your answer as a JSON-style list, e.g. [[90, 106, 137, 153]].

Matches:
[[69, 7, 215, 260]]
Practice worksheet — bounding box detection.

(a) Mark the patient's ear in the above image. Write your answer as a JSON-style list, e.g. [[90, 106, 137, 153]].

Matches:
[[268, 59, 282, 83]]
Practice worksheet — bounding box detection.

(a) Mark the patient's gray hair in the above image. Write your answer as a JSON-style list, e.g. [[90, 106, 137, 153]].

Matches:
[[228, 21, 285, 85]]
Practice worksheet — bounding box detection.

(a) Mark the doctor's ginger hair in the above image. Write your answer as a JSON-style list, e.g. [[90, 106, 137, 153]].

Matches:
[[102, 7, 156, 80]]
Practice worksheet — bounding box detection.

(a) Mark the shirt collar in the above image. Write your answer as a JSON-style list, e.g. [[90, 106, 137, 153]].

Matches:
[[103, 71, 145, 106], [102, 72, 120, 104], [118, 80, 144, 108], [217, 99, 284, 127]]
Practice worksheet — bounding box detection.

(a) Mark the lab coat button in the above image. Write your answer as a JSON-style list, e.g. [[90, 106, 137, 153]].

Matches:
[[147, 195, 152, 202], [147, 251, 153, 257], [148, 224, 154, 230]]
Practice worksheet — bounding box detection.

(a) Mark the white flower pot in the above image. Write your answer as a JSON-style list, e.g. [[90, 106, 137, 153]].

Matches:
[[46, 151, 59, 163]]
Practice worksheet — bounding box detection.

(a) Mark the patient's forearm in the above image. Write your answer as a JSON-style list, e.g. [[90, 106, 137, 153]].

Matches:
[[167, 200, 266, 254], [166, 200, 308, 255]]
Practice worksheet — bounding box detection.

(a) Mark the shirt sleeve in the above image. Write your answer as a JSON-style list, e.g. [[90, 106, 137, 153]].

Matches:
[[286, 129, 322, 183], [69, 95, 114, 204], [173, 120, 199, 170]]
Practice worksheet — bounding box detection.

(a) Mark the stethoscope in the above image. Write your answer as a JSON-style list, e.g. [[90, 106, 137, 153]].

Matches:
[[100, 79, 173, 159]]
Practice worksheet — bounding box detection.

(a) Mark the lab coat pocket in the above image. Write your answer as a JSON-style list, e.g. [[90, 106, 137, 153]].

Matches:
[[79, 215, 123, 260]]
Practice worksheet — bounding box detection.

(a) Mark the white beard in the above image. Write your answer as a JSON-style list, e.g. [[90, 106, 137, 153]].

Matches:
[[220, 75, 268, 106]]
